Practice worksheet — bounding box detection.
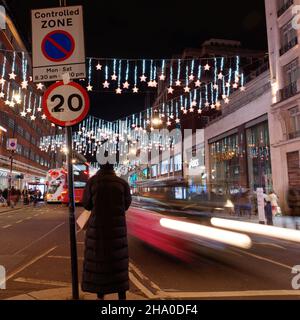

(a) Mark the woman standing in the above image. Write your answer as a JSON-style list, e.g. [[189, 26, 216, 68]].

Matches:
[[81, 162, 132, 300]]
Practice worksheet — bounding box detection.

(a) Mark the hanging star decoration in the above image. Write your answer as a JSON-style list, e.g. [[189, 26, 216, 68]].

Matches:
[[37, 83, 44, 90], [168, 87, 174, 94], [20, 111, 26, 117], [96, 63, 102, 70], [26, 107, 32, 113], [140, 74, 147, 82], [224, 97, 230, 104], [192, 100, 197, 107], [159, 74, 166, 81], [184, 86, 190, 93], [232, 83, 239, 89], [152, 80, 158, 87], [21, 80, 28, 89], [103, 80, 110, 88], [9, 101, 15, 108], [87, 85, 93, 91], [189, 74, 195, 81], [218, 73, 223, 80], [111, 74, 117, 81], [0, 92, 4, 98], [240, 86, 246, 91], [37, 107, 42, 112], [198, 109, 202, 114], [116, 87, 122, 94], [195, 80, 201, 87], [9, 72, 16, 80], [133, 86, 139, 93], [30, 115, 36, 121], [123, 81, 130, 89], [213, 84, 219, 90], [175, 80, 181, 86], [42, 114, 47, 120], [189, 107, 194, 113], [204, 64, 210, 71], [5, 99, 10, 105], [147, 80, 153, 87], [0, 78, 6, 85]]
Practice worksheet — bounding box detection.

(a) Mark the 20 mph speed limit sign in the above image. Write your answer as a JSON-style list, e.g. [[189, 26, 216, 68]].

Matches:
[[42, 81, 90, 127]]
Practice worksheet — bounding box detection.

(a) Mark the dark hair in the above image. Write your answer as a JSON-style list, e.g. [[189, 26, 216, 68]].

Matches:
[[100, 162, 114, 171]]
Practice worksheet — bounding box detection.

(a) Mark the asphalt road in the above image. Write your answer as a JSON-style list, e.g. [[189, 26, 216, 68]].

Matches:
[[0, 203, 300, 300]]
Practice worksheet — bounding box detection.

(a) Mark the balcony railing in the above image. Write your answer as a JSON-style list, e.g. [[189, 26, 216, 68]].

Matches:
[[279, 81, 298, 101], [280, 37, 298, 56], [289, 130, 300, 140], [277, 0, 293, 17]]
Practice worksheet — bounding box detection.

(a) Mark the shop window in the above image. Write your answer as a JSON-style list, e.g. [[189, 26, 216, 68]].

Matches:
[[283, 59, 298, 86], [174, 154, 182, 172]]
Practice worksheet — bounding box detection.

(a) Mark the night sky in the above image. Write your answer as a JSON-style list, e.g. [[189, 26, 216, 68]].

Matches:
[[4, 0, 268, 121]]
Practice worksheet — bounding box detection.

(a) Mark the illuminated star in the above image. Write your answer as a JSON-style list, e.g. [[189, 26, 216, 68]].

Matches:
[[42, 114, 47, 120], [222, 94, 227, 99], [167, 121, 171, 126], [224, 97, 230, 104], [195, 80, 201, 87], [51, 123, 55, 127], [140, 74, 147, 82], [111, 74, 117, 81], [233, 83, 239, 89], [175, 118, 180, 124], [103, 80, 110, 88], [168, 87, 174, 94], [226, 82, 230, 88], [198, 109, 202, 114], [189, 108, 194, 113], [123, 81, 130, 89], [5, 99, 10, 105], [0, 92, 4, 98], [218, 73, 223, 80], [152, 80, 158, 87], [26, 108, 32, 113], [87, 85, 93, 91], [211, 104, 216, 109], [9, 72, 16, 80], [30, 115, 36, 121], [21, 80, 28, 89], [175, 80, 181, 86], [213, 84, 219, 90], [9, 101, 15, 108], [192, 100, 197, 107], [133, 86, 139, 93], [184, 86, 190, 93], [159, 74, 166, 81], [216, 101, 222, 108], [0, 78, 6, 85], [240, 86, 246, 92], [37, 83, 44, 90], [147, 80, 153, 87], [204, 64, 210, 71], [116, 87, 122, 94], [189, 74, 195, 81], [183, 109, 188, 114], [96, 63, 102, 70], [37, 107, 42, 112], [205, 102, 210, 107], [20, 111, 26, 117]]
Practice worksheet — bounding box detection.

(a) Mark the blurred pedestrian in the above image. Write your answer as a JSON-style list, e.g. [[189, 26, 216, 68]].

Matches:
[[81, 162, 132, 300], [269, 190, 281, 217], [264, 195, 273, 226]]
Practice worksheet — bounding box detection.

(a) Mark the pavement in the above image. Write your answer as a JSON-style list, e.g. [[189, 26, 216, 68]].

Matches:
[[6, 287, 145, 300]]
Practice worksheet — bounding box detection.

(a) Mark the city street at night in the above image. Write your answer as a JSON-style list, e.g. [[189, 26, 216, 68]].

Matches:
[[0, 203, 299, 300], [0, 0, 300, 315]]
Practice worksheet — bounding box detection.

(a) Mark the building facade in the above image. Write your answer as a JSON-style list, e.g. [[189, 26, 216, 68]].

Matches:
[[265, 0, 300, 211], [0, 10, 55, 191]]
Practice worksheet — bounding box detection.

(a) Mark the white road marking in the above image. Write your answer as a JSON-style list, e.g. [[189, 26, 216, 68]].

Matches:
[[254, 242, 286, 250], [14, 277, 70, 287], [16, 220, 24, 224], [13, 222, 65, 256], [235, 249, 293, 270], [2, 224, 12, 229], [6, 247, 57, 281], [129, 272, 157, 299], [47, 255, 84, 261]]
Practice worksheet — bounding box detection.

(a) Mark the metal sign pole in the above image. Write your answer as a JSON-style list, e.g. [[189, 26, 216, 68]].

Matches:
[[65, 126, 79, 300]]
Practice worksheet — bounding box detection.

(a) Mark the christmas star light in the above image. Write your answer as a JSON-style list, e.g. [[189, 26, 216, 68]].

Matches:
[[21, 80, 28, 89], [96, 63, 102, 70], [111, 74, 117, 81], [133, 86, 139, 93], [205, 102, 210, 107], [5, 99, 10, 105], [30, 115, 36, 121], [0, 92, 4, 98], [9, 72, 16, 80], [26, 107, 32, 113], [195, 80, 201, 87], [224, 97, 230, 104], [189, 107, 194, 113], [198, 109, 202, 114], [240, 86, 246, 91], [218, 73, 223, 80], [192, 100, 197, 107], [204, 64, 210, 71], [42, 114, 47, 120], [147, 80, 153, 87], [159, 74, 166, 81], [152, 80, 158, 87], [37, 107, 42, 112], [9, 101, 15, 108], [116, 87, 122, 94], [20, 111, 26, 117], [184, 86, 190, 93], [87, 85, 93, 91], [226, 82, 230, 88], [0, 78, 5, 85], [233, 83, 239, 89], [37, 83, 44, 90], [140, 74, 147, 82], [175, 118, 180, 123], [183, 109, 188, 114], [189, 74, 195, 81], [103, 80, 110, 88], [123, 81, 130, 89], [175, 80, 181, 86], [168, 87, 174, 94], [213, 84, 219, 90]]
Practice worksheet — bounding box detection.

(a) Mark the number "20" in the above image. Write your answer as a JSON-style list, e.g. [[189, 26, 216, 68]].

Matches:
[[51, 94, 83, 113]]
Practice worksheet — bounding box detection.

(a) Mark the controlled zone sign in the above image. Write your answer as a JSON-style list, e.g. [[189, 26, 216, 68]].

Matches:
[[31, 6, 86, 82], [42, 81, 90, 127]]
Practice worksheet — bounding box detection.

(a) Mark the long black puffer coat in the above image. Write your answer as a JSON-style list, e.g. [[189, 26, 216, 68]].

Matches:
[[81, 168, 132, 294]]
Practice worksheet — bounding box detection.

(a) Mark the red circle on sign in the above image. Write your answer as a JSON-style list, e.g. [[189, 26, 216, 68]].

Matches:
[[42, 81, 90, 127], [41, 30, 75, 62]]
